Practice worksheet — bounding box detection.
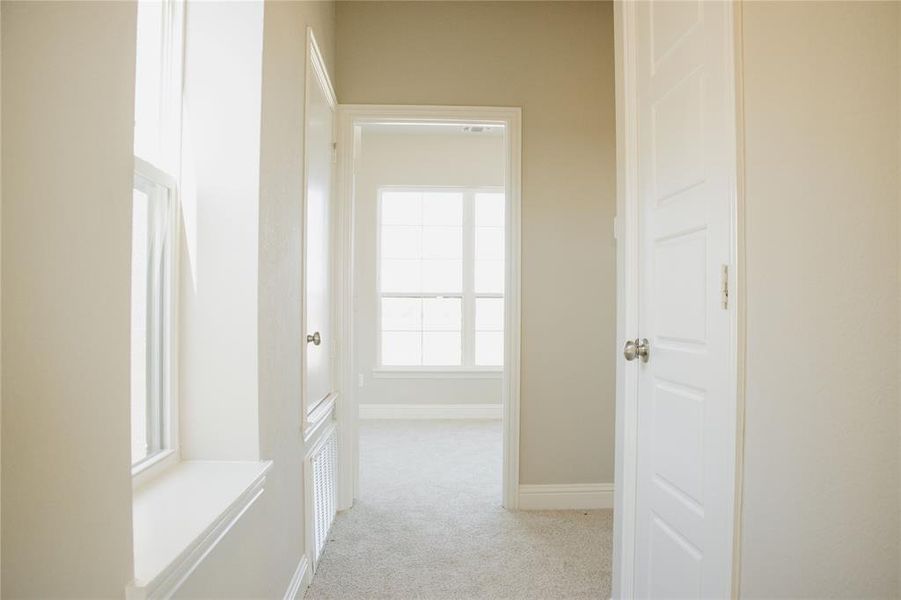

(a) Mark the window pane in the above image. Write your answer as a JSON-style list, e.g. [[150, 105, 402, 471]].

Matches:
[[475, 192, 505, 227], [422, 226, 462, 259], [475, 331, 504, 366], [475, 297, 504, 331], [381, 192, 422, 225], [131, 172, 171, 466], [475, 260, 504, 294], [382, 332, 422, 366], [378, 188, 507, 369], [423, 297, 462, 331], [422, 259, 462, 293], [381, 259, 421, 293], [423, 192, 463, 226], [423, 332, 462, 366], [475, 226, 504, 261], [381, 225, 421, 259], [382, 298, 422, 331], [131, 188, 151, 464]]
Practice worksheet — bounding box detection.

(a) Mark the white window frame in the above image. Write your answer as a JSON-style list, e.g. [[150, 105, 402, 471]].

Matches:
[[374, 185, 504, 374], [131, 0, 185, 478], [131, 158, 179, 474]]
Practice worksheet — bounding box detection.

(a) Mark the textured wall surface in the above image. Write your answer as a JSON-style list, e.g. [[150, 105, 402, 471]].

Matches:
[[178, 0, 264, 462], [740, 2, 900, 597], [337, 0, 617, 485], [175, 1, 336, 597], [1, 2, 137, 596]]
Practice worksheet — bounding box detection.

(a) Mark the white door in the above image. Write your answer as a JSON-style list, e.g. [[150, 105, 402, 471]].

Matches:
[[303, 33, 337, 417], [630, 1, 738, 597]]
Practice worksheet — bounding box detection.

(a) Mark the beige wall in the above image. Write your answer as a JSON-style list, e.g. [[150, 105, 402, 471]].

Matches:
[[174, 1, 336, 596], [355, 130, 505, 406], [0, 1, 137, 596], [1, 2, 4, 589], [740, 2, 900, 597], [337, 0, 617, 485]]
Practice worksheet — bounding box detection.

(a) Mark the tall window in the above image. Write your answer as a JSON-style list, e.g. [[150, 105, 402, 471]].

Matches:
[[378, 188, 505, 369], [131, 0, 183, 468]]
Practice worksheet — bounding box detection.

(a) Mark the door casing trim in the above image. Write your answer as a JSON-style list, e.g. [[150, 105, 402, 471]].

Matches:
[[612, 3, 640, 596]]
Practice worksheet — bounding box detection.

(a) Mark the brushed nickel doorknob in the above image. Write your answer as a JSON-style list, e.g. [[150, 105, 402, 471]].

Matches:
[[635, 338, 649, 362], [624, 338, 650, 363], [307, 331, 321, 346]]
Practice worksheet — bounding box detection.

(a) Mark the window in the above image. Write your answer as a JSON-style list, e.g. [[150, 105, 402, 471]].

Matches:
[[378, 188, 505, 369], [131, 0, 183, 469], [131, 161, 176, 465]]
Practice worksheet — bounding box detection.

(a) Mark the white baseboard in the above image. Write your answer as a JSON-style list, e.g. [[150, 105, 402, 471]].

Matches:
[[358, 403, 502, 420], [517, 483, 614, 510], [283, 554, 311, 600]]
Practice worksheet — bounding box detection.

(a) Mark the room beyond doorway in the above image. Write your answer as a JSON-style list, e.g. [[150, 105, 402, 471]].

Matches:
[[334, 106, 522, 512]]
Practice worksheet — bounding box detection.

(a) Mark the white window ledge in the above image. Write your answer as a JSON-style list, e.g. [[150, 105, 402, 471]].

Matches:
[[371, 367, 503, 380], [127, 460, 273, 600], [131, 449, 178, 485]]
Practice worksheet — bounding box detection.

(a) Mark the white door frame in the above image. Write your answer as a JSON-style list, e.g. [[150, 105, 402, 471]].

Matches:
[[612, 3, 640, 595], [612, 2, 747, 597], [334, 104, 523, 510]]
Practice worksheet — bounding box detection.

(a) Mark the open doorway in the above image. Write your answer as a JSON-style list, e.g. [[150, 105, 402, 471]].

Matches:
[[305, 106, 621, 600], [354, 124, 508, 515], [334, 107, 522, 515]]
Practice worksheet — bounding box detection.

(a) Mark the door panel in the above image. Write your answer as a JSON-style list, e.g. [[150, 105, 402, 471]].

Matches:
[[304, 51, 336, 414], [633, 1, 738, 598]]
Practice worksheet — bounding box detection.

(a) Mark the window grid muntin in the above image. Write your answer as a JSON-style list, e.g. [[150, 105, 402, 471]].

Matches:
[[380, 294, 463, 366], [377, 186, 505, 369]]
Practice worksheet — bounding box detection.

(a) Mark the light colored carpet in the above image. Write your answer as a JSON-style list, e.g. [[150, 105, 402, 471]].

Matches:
[[305, 420, 613, 600]]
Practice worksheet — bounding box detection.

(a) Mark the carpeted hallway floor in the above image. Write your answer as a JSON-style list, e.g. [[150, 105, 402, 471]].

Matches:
[[305, 420, 613, 600]]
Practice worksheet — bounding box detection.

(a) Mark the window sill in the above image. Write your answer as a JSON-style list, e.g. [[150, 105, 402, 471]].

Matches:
[[371, 367, 503, 380], [131, 449, 178, 486], [127, 460, 273, 600]]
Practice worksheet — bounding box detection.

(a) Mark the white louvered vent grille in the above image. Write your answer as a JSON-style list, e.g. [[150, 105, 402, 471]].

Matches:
[[312, 429, 338, 564]]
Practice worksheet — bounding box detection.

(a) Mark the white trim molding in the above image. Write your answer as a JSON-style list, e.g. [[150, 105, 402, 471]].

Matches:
[[371, 367, 502, 380], [359, 403, 502, 420], [517, 483, 614, 511], [283, 554, 311, 600], [127, 461, 273, 600], [732, 4, 749, 597], [612, 2, 640, 597], [336, 104, 523, 511]]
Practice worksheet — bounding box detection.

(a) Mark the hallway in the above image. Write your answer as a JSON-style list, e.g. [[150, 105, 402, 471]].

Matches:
[[305, 420, 613, 599]]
